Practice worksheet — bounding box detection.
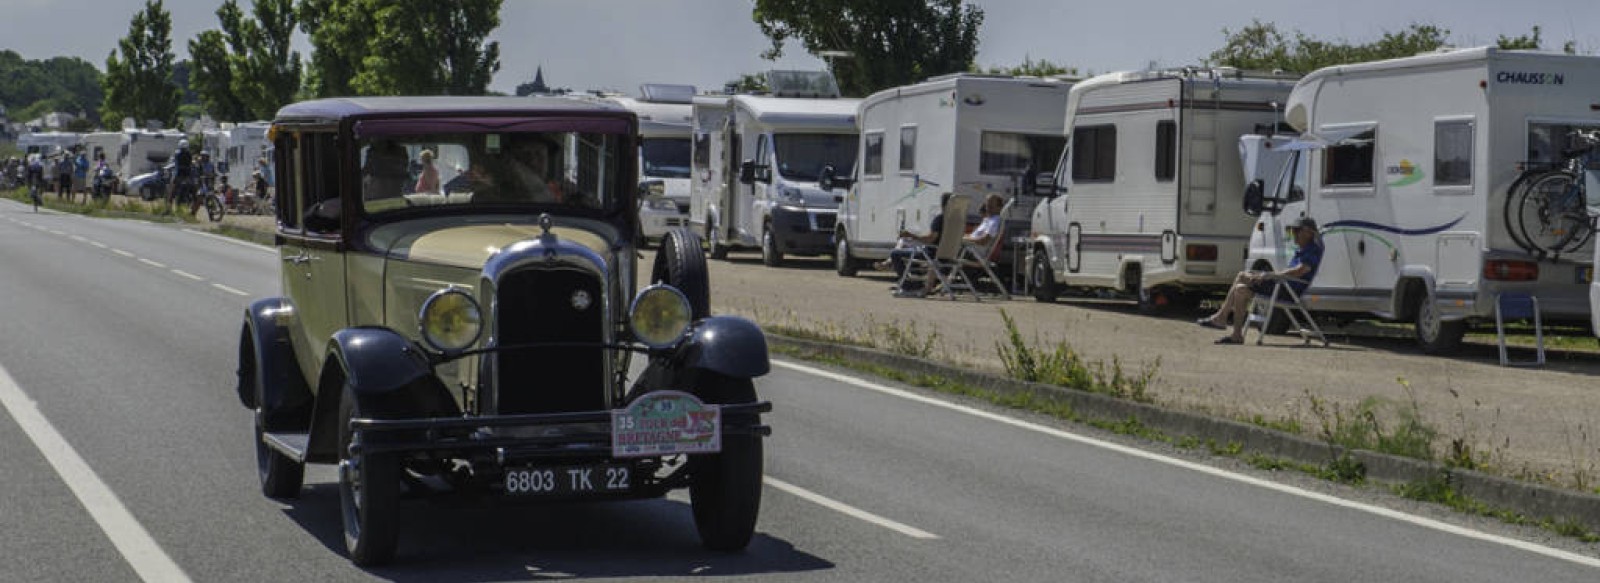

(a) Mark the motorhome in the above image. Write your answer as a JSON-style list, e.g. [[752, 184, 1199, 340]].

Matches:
[[1244, 47, 1600, 353], [216, 122, 271, 189], [604, 84, 697, 241], [836, 73, 1073, 277], [118, 129, 185, 186], [17, 131, 82, 160], [1027, 67, 1296, 309], [80, 132, 123, 166], [689, 71, 860, 266]]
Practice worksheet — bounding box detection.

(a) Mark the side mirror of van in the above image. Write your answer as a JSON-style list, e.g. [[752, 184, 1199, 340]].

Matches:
[[818, 165, 853, 191], [1033, 173, 1057, 197], [1242, 179, 1265, 217], [739, 160, 755, 185]]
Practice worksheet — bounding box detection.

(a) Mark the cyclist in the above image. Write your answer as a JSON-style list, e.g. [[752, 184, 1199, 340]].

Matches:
[[172, 139, 196, 207]]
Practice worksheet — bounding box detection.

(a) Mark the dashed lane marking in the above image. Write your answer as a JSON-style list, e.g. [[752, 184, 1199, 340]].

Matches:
[[111, 249, 135, 258], [136, 258, 167, 269], [0, 362, 193, 582], [211, 283, 249, 297], [89, 241, 107, 249], [170, 270, 204, 281]]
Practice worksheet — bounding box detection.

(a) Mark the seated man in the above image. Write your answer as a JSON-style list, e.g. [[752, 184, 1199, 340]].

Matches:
[[882, 192, 953, 286], [965, 194, 1005, 250], [1198, 216, 1323, 344]]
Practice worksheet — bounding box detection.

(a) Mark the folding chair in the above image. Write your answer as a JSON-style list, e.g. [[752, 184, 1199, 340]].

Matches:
[[1247, 273, 1329, 347], [896, 195, 978, 300], [1495, 293, 1544, 367], [955, 197, 1014, 300]]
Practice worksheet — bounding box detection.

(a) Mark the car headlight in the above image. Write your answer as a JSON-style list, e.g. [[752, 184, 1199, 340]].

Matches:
[[629, 284, 692, 349], [646, 196, 679, 211], [418, 288, 483, 353]]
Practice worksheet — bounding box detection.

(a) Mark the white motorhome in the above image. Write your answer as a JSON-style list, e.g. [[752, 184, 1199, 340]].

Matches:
[[690, 71, 860, 266], [80, 132, 123, 165], [118, 129, 185, 183], [1027, 67, 1296, 309], [17, 131, 82, 160], [219, 122, 271, 189], [836, 73, 1073, 276], [605, 84, 696, 241], [1245, 47, 1600, 353]]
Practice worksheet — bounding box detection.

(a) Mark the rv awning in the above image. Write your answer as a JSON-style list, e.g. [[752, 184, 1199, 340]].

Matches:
[[1303, 123, 1376, 147]]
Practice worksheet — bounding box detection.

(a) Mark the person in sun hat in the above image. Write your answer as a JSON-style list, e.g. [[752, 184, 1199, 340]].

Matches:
[[1198, 215, 1323, 344]]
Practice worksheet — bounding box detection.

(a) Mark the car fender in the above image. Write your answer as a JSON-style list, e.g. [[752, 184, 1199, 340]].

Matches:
[[303, 327, 458, 463], [239, 298, 311, 413], [677, 315, 770, 379]]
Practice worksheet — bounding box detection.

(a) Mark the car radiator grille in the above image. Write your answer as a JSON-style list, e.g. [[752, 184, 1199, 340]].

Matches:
[[494, 266, 606, 415]]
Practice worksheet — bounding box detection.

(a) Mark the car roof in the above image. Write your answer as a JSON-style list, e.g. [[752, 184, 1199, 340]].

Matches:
[[274, 96, 627, 123]]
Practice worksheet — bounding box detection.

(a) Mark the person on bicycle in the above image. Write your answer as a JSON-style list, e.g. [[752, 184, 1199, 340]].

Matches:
[[173, 139, 195, 203]]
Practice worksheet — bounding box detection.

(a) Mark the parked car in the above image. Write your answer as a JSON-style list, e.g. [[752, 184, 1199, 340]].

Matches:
[[235, 96, 773, 566]]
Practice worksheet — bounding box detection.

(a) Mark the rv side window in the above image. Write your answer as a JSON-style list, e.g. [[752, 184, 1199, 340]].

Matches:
[[1433, 120, 1473, 188], [863, 131, 884, 177], [899, 126, 917, 172], [1071, 125, 1116, 182], [1322, 130, 1375, 187], [1154, 120, 1176, 182], [981, 131, 1068, 176]]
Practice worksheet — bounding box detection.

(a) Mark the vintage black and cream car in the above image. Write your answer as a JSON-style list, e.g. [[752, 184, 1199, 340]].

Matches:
[[235, 97, 771, 566]]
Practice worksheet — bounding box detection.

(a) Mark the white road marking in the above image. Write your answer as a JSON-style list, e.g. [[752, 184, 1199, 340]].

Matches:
[[773, 359, 1600, 569], [136, 258, 167, 269], [0, 362, 192, 582], [89, 241, 108, 249], [764, 476, 939, 540], [47, 229, 65, 235], [170, 269, 204, 281], [211, 283, 250, 296], [182, 228, 275, 254], [111, 249, 135, 258], [69, 235, 88, 243]]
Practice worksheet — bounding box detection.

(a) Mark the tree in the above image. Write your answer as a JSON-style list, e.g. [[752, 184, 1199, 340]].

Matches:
[[0, 52, 104, 123], [227, 0, 301, 118], [979, 56, 1079, 78], [753, 0, 984, 97], [189, 31, 251, 120], [1205, 20, 1450, 74], [102, 0, 180, 128], [725, 72, 769, 94], [297, 0, 371, 97], [352, 1, 502, 95]]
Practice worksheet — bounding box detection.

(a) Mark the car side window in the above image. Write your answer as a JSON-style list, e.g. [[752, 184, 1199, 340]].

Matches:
[[275, 132, 300, 232], [302, 132, 342, 235]]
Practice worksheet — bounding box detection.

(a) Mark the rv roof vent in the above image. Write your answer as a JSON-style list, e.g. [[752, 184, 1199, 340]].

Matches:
[[639, 83, 697, 104], [766, 70, 841, 98]]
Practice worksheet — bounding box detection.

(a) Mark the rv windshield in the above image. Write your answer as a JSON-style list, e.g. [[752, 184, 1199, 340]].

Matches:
[[773, 133, 857, 181], [359, 130, 624, 216], [642, 138, 691, 179]]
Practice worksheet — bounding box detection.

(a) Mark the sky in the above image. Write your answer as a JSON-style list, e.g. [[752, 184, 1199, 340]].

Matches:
[[1, 0, 1598, 99]]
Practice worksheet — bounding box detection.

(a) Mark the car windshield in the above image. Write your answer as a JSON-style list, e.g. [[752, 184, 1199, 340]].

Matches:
[[773, 133, 857, 181], [360, 130, 625, 216], [642, 138, 691, 179]]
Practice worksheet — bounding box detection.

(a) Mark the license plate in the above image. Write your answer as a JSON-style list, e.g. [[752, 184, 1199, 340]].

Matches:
[[503, 463, 631, 496], [1580, 266, 1593, 284]]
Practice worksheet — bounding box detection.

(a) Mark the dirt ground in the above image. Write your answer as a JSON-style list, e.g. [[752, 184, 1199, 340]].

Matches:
[[673, 251, 1600, 490]]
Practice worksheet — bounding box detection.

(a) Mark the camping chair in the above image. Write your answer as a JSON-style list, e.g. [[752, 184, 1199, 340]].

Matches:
[[1494, 293, 1544, 367], [1246, 273, 1329, 347], [955, 197, 1014, 300], [895, 195, 978, 300]]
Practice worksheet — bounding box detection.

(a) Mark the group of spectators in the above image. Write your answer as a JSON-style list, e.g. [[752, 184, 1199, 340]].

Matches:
[[3, 148, 101, 202]]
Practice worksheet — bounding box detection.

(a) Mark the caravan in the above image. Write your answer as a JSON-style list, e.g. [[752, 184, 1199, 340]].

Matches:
[[1027, 67, 1296, 309], [603, 84, 697, 241], [17, 131, 82, 161], [1245, 47, 1600, 353], [118, 129, 185, 187], [689, 71, 860, 266], [836, 73, 1072, 277]]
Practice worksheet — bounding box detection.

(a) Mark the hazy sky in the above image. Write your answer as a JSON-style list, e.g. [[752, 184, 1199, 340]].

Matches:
[[2, 0, 1598, 99]]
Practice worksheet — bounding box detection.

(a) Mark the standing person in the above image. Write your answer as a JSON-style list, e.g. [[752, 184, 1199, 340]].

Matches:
[[171, 139, 194, 206], [1198, 216, 1324, 344], [55, 153, 73, 200], [73, 149, 90, 202], [92, 152, 113, 200], [413, 149, 440, 194]]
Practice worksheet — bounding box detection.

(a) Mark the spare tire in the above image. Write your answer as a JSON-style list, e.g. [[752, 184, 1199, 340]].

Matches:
[[652, 228, 711, 320]]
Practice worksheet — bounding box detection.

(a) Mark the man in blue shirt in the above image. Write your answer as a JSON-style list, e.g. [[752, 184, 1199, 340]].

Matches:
[[1199, 216, 1323, 344]]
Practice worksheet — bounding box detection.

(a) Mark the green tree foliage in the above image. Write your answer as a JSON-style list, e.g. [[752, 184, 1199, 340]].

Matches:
[[297, 0, 372, 97], [1207, 20, 1567, 74], [753, 0, 984, 96], [352, 1, 502, 95], [978, 56, 1079, 78], [188, 31, 251, 121], [225, 0, 301, 118], [726, 72, 770, 94], [0, 52, 104, 123], [102, 0, 180, 128]]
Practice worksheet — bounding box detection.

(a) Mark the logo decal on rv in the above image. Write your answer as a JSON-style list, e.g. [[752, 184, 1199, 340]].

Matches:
[[1495, 71, 1565, 86], [1385, 159, 1424, 187]]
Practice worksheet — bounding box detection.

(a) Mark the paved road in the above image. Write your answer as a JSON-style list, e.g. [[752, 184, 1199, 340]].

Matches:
[[0, 199, 1597, 581]]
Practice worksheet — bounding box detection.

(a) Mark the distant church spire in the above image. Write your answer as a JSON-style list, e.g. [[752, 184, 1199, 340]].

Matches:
[[531, 66, 548, 93]]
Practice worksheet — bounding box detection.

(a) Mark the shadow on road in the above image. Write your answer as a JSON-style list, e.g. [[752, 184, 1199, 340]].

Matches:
[[281, 483, 834, 580]]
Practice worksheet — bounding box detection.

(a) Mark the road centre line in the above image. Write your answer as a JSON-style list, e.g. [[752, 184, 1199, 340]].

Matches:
[[0, 361, 192, 582], [111, 249, 135, 258], [764, 476, 939, 539], [89, 241, 107, 249], [47, 229, 65, 235], [137, 258, 167, 269], [211, 283, 250, 297], [69, 235, 88, 243], [772, 359, 1600, 569], [182, 228, 275, 254], [170, 269, 204, 281]]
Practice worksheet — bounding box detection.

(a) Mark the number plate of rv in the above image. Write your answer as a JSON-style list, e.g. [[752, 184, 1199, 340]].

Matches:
[[503, 464, 631, 496]]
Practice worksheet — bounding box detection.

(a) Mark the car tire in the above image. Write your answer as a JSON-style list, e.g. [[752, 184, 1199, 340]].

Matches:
[[654, 228, 711, 320], [689, 371, 762, 552], [241, 332, 304, 499], [706, 216, 729, 260], [1030, 246, 1059, 303], [1414, 297, 1466, 355], [760, 224, 783, 267], [834, 233, 858, 277], [338, 385, 401, 566]]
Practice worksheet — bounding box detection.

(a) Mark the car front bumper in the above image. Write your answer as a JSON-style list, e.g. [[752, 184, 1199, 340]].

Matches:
[[770, 206, 836, 255]]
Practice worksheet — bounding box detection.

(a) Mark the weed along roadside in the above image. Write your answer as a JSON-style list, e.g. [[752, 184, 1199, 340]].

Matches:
[[190, 216, 1600, 542]]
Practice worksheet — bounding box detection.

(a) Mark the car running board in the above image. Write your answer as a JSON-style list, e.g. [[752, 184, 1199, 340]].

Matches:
[[262, 431, 310, 463]]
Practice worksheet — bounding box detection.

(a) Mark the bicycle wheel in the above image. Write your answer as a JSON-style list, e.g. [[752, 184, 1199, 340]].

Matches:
[[1503, 168, 1548, 253], [1513, 171, 1581, 254], [206, 195, 225, 222]]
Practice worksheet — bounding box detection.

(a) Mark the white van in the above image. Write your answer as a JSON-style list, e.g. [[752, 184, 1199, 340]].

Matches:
[[1027, 67, 1296, 309], [118, 129, 184, 184], [836, 73, 1072, 276], [605, 84, 696, 241], [689, 71, 860, 266], [1244, 47, 1600, 353]]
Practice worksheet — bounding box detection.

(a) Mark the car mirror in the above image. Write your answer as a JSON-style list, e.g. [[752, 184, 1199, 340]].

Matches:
[[818, 166, 835, 191], [739, 160, 755, 185], [1033, 173, 1057, 198], [1243, 179, 1265, 217]]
